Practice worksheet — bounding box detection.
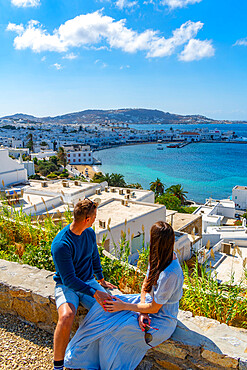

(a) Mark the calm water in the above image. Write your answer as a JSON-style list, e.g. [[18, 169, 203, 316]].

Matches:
[[96, 124, 247, 203]]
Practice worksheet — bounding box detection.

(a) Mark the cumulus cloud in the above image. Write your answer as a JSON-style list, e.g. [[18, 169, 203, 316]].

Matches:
[[11, 0, 40, 7], [234, 38, 247, 47], [62, 52, 78, 60], [53, 63, 62, 70], [7, 10, 213, 61], [116, 0, 137, 9], [159, 0, 202, 9], [179, 38, 215, 61]]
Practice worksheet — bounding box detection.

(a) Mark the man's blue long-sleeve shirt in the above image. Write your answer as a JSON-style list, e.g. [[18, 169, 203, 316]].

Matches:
[[51, 225, 104, 297]]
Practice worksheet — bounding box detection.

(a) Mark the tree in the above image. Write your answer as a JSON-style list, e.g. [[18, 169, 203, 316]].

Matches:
[[127, 183, 143, 189], [156, 193, 181, 211], [57, 147, 67, 168], [109, 173, 126, 187], [26, 133, 34, 152], [49, 156, 58, 166], [149, 178, 165, 197], [166, 184, 188, 205]]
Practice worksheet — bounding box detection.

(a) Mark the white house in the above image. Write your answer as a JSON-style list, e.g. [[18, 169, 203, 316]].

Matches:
[[63, 144, 93, 165], [0, 149, 27, 188], [178, 132, 201, 142], [232, 185, 247, 211]]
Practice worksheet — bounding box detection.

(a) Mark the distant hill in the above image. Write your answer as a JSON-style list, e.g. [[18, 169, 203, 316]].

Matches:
[[2, 108, 233, 125]]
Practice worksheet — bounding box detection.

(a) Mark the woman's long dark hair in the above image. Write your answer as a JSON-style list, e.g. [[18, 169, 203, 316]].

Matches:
[[144, 221, 175, 293]]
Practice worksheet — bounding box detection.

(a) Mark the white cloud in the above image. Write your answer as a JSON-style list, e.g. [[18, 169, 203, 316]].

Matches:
[[7, 11, 213, 61], [41, 56, 46, 61], [147, 20, 203, 57], [160, 0, 202, 9], [11, 0, 40, 7], [116, 0, 137, 9], [53, 63, 62, 70], [95, 59, 107, 68], [234, 38, 247, 47], [62, 52, 78, 60], [179, 38, 215, 61]]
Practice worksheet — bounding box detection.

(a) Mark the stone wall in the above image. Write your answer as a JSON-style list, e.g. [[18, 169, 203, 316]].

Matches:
[[1, 259, 247, 369], [180, 215, 202, 237]]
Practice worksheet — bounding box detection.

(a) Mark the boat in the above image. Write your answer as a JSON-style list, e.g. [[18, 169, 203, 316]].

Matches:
[[167, 144, 178, 148], [157, 144, 163, 150]]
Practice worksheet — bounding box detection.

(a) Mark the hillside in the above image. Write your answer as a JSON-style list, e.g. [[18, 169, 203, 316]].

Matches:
[[2, 108, 231, 125]]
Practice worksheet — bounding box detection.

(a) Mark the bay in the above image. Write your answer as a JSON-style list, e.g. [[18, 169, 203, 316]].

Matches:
[[96, 124, 247, 203]]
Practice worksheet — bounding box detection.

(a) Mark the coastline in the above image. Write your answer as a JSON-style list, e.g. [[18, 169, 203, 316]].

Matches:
[[93, 139, 247, 152]]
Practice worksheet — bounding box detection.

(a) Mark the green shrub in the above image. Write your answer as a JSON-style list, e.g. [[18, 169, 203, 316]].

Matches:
[[47, 173, 58, 179]]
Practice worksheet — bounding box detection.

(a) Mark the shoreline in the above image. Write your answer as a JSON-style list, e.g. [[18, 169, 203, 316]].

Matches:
[[93, 139, 247, 152]]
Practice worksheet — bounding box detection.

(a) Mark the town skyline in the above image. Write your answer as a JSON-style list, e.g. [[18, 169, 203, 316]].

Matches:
[[1, 0, 247, 120]]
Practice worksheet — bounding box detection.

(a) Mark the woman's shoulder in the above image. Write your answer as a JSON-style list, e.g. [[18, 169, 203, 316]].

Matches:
[[159, 259, 183, 281]]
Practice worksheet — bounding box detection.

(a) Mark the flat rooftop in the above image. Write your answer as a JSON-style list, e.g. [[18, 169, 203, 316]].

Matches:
[[27, 180, 97, 196], [7, 193, 54, 212], [234, 186, 247, 191], [171, 212, 201, 231], [194, 206, 213, 216], [94, 199, 165, 232], [206, 252, 245, 285]]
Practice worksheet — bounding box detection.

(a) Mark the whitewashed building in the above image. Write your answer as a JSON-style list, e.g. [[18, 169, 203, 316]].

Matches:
[[63, 144, 93, 165], [232, 185, 247, 211], [0, 149, 27, 188], [178, 132, 201, 142]]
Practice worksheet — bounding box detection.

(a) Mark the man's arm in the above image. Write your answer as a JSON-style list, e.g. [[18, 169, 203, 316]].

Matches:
[[52, 241, 98, 298]]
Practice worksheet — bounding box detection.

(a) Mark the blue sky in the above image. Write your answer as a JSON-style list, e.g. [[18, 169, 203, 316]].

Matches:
[[0, 0, 247, 120]]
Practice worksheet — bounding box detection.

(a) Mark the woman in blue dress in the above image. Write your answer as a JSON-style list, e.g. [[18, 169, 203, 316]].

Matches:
[[64, 221, 184, 370]]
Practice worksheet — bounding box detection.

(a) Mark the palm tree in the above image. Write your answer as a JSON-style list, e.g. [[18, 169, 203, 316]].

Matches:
[[149, 178, 165, 197], [109, 173, 126, 187], [166, 184, 188, 204], [57, 147, 67, 168]]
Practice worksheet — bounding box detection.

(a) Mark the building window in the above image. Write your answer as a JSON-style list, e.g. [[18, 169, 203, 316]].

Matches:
[[78, 153, 81, 157], [67, 153, 70, 157], [73, 159, 76, 163], [89, 153, 91, 157], [73, 153, 76, 157], [235, 196, 237, 199]]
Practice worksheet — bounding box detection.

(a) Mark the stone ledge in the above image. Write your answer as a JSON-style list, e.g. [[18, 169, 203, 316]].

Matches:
[[1, 259, 247, 369]]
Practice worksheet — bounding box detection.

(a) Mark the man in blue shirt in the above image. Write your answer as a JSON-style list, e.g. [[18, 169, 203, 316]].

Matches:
[[51, 198, 116, 370]]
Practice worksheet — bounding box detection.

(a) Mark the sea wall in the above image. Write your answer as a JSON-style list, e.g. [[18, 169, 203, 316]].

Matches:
[[1, 258, 247, 369]]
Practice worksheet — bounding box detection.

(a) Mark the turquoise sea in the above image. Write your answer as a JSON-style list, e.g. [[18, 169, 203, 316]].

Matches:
[[96, 124, 247, 203]]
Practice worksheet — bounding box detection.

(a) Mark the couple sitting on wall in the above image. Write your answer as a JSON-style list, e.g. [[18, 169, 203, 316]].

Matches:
[[51, 198, 184, 370]]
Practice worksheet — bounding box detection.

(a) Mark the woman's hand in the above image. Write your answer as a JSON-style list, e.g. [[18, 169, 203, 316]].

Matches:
[[104, 297, 126, 312], [138, 313, 151, 331]]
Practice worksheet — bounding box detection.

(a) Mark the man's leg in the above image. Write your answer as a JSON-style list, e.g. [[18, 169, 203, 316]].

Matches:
[[54, 302, 76, 363], [78, 278, 108, 310], [54, 284, 79, 369]]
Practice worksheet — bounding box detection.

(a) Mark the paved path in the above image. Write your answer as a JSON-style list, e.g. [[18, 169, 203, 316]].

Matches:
[[0, 313, 54, 370]]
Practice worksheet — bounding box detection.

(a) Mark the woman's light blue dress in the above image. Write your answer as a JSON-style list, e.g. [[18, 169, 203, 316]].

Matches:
[[64, 258, 184, 370]]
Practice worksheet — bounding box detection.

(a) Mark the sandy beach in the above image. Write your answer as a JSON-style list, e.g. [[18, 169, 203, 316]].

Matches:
[[71, 164, 97, 179]]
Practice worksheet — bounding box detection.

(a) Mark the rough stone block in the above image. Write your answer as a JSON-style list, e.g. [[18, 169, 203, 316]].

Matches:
[[9, 288, 32, 299], [155, 359, 182, 370], [155, 340, 189, 359], [12, 298, 48, 323], [32, 292, 50, 305], [201, 349, 238, 368]]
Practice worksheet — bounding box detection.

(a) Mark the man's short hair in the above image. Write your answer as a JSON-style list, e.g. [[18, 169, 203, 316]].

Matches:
[[73, 199, 97, 222]]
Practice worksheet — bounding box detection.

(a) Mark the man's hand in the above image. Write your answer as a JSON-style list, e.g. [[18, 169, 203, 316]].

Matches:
[[94, 290, 113, 310], [138, 313, 151, 331], [98, 279, 118, 290]]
